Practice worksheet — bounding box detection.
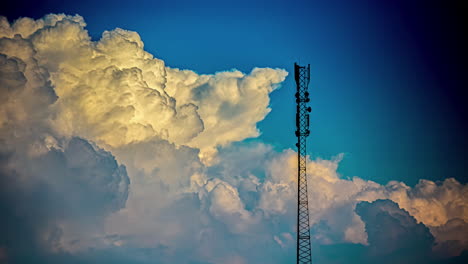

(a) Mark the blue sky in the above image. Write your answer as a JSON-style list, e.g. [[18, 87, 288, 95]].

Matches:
[[1, 0, 467, 263]]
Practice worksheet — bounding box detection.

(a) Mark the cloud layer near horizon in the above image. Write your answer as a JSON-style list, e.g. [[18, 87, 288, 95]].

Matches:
[[0, 14, 467, 264]]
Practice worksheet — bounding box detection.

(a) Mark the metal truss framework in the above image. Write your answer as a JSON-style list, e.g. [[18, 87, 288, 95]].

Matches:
[[294, 63, 312, 264]]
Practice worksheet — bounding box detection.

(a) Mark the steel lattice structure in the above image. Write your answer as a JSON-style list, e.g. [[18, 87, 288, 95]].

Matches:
[[294, 63, 312, 264]]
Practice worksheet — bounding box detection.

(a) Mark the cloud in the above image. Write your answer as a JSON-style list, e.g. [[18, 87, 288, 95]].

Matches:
[[313, 200, 467, 264], [431, 218, 468, 257], [0, 14, 287, 165], [0, 35, 56, 132], [356, 200, 434, 259], [256, 150, 468, 247], [165, 67, 287, 163], [0, 14, 287, 261], [0, 14, 130, 259], [0, 13, 467, 264], [0, 136, 129, 259]]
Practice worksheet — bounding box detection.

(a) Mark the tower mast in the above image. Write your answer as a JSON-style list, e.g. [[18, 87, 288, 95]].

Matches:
[[294, 63, 312, 264]]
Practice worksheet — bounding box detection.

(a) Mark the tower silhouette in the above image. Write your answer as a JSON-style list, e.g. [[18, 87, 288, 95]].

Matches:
[[294, 63, 312, 264]]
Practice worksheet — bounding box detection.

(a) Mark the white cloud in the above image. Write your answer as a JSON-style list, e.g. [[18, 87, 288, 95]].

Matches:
[[0, 14, 287, 165], [260, 150, 468, 248], [165, 67, 287, 163]]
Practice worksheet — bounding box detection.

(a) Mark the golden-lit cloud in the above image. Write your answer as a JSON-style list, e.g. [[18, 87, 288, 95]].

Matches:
[[1, 14, 287, 165]]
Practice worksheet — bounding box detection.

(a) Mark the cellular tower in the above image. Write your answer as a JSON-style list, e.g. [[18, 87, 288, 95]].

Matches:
[[294, 63, 312, 264]]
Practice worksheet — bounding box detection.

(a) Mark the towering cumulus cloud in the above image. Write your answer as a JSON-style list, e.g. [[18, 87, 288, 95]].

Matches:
[[0, 14, 466, 263], [2, 14, 287, 165]]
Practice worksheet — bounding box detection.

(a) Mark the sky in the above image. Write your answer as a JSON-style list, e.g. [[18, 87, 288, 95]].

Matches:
[[0, 0, 467, 263]]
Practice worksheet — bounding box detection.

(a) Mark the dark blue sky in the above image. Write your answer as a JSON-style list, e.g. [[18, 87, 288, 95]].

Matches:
[[3, 0, 467, 185]]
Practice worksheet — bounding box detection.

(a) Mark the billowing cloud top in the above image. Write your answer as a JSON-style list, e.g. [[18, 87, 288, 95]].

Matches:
[[0, 14, 467, 264], [0, 14, 287, 165]]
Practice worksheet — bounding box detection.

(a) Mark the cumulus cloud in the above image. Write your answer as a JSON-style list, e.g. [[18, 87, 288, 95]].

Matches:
[[431, 218, 468, 257], [0, 136, 129, 258], [0, 14, 287, 165], [0, 14, 130, 260], [1, 13, 288, 262], [259, 150, 468, 249], [0, 35, 56, 132], [0, 13, 467, 264], [314, 199, 436, 264], [313, 199, 466, 264], [356, 200, 434, 260], [165, 67, 287, 163]]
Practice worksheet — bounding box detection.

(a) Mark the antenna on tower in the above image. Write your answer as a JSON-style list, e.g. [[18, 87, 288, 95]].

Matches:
[[294, 63, 312, 264]]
